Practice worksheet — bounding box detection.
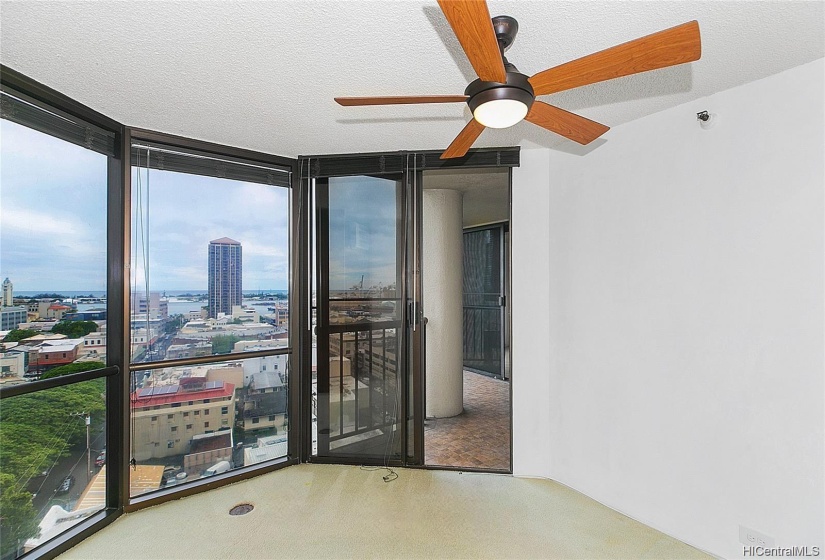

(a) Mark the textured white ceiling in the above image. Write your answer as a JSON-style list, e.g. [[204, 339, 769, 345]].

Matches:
[[424, 168, 509, 226], [1, 1, 822, 159]]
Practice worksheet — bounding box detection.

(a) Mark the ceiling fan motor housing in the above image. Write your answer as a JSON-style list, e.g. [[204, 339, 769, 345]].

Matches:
[[465, 71, 535, 117], [491, 15, 519, 52]]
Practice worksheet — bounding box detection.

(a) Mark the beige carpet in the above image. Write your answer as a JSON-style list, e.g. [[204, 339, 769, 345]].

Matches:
[[59, 464, 711, 560]]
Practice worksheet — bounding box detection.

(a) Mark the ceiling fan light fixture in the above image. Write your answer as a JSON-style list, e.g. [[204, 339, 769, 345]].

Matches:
[[473, 98, 529, 128], [465, 73, 535, 129]]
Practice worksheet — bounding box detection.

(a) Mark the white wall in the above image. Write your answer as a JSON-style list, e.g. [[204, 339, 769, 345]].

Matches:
[[511, 148, 553, 478], [533, 58, 823, 559]]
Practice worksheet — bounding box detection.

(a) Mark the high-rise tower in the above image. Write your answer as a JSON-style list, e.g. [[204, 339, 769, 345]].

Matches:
[[208, 238, 242, 318], [2, 278, 12, 307]]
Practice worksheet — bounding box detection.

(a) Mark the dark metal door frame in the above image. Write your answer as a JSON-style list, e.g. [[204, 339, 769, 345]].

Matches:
[[310, 173, 411, 465], [298, 149, 519, 468]]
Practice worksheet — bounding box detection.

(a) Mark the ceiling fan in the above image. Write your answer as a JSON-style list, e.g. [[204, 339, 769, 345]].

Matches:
[[335, 0, 701, 159]]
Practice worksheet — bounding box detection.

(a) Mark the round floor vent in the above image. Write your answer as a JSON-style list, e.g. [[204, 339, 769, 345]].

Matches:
[[229, 503, 254, 516]]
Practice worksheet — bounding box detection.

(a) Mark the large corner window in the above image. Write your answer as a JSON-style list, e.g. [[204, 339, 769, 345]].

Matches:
[[128, 139, 292, 498], [0, 88, 114, 558]]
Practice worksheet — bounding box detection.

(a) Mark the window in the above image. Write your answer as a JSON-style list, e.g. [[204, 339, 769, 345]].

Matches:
[[128, 138, 292, 498], [252, 418, 260, 424], [0, 84, 116, 560], [183, 412, 189, 417], [167, 414, 174, 419], [151, 416, 158, 421], [170, 426, 177, 432]]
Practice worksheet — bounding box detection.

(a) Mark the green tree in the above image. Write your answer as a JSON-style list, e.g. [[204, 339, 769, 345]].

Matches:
[[2, 329, 39, 343], [0, 473, 40, 558], [211, 334, 240, 354], [0, 378, 105, 554], [164, 315, 185, 334], [50, 320, 99, 339], [40, 361, 106, 380]]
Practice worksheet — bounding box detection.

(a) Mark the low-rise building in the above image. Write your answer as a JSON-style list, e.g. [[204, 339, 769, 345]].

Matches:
[[130, 292, 168, 321], [29, 338, 84, 371], [165, 341, 212, 360], [240, 367, 287, 434], [130, 380, 236, 461], [0, 351, 26, 380], [244, 434, 287, 466], [81, 331, 107, 358], [183, 431, 233, 476], [64, 310, 107, 321], [0, 305, 28, 330], [45, 303, 72, 321], [17, 321, 59, 332], [231, 305, 259, 323]]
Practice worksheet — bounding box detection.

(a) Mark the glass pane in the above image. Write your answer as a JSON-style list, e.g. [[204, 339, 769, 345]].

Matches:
[[129, 157, 290, 364], [315, 175, 403, 461], [318, 327, 401, 458], [1, 118, 108, 379], [129, 355, 289, 497], [462, 227, 503, 376], [0, 379, 107, 559], [327, 176, 400, 324]]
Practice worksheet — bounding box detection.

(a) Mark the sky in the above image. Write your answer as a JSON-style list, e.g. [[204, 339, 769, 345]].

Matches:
[[328, 175, 399, 291], [1, 118, 290, 293]]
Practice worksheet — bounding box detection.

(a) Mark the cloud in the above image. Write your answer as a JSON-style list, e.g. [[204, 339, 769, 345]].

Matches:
[[130, 168, 290, 290], [1, 205, 90, 238], [2, 119, 292, 292]]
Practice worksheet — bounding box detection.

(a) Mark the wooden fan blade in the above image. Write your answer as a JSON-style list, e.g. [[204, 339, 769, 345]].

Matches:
[[529, 20, 701, 96], [437, 0, 507, 83], [525, 101, 609, 145], [441, 119, 485, 159], [335, 95, 468, 106]]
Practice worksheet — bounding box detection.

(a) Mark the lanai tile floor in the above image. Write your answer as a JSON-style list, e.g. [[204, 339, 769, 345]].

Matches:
[[425, 370, 510, 470]]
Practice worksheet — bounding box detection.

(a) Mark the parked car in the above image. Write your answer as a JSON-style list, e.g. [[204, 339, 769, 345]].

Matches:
[[94, 450, 106, 467], [56, 475, 74, 494], [202, 461, 231, 477]]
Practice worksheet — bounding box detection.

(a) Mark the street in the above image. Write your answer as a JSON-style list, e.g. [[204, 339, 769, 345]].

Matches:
[[28, 427, 105, 517]]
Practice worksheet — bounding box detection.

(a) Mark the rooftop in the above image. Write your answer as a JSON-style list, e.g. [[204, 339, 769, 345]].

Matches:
[[209, 237, 240, 245], [132, 381, 235, 406]]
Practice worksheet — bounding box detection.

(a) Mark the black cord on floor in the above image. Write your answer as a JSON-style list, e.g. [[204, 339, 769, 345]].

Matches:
[[360, 465, 398, 482]]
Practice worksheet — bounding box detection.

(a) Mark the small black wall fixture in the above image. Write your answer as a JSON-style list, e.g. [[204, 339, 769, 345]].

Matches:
[[697, 110, 718, 129]]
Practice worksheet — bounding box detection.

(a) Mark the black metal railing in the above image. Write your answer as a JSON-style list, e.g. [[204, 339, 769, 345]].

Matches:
[[322, 323, 400, 444], [463, 293, 503, 376], [0, 365, 119, 400]]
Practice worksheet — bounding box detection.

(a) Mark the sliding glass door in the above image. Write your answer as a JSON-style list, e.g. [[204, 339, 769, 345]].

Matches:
[[312, 174, 408, 462], [462, 224, 506, 379]]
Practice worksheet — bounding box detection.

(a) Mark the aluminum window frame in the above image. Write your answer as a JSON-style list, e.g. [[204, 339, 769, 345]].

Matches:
[[124, 128, 301, 510]]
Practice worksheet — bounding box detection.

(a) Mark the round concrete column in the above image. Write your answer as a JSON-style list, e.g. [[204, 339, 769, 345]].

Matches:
[[423, 189, 464, 418]]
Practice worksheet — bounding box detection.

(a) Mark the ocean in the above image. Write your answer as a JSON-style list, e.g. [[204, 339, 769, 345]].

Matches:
[[15, 290, 288, 316]]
